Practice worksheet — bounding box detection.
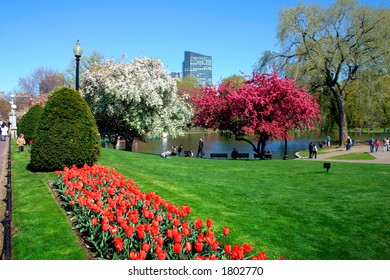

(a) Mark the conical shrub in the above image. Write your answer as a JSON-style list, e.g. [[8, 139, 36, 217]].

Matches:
[[30, 87, 101, 171]]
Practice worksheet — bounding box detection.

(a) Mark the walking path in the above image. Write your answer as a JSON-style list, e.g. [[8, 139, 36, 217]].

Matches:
[[295, 144, 390, 164]]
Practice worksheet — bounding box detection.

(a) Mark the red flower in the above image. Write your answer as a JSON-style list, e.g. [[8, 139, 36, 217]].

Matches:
[[157, 251, 167, 260], [142, 243, 151, 252], [110, 225, 118, 235], [174, 233, 182, 243], [114, 237, 124, 252], [173, 243, 182, 254], [129, 250, 137, 260], [206, 218, 212, 228], [166, 229, 173, 239], [102, 223, 109, 232], [182, 227, 190, 236], [194, 218, 203, 229], [224, 244, 231, 255], [195, 242, 203, 252], [243, 244, 252, 253], [91, 218, 98, 226], [157, 236, 164, 245], [185, 242, 192, 252], [222, 227, 229, 236]]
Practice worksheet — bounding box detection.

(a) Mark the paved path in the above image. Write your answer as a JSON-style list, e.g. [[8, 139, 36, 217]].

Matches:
[[295, 144, 390, 164]]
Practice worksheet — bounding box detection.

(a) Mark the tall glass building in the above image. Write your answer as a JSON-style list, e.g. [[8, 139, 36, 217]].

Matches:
[[182, 51, 212, 86]]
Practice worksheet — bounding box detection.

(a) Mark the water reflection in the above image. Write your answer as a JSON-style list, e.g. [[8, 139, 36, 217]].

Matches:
[[131, 131, 387, 159]]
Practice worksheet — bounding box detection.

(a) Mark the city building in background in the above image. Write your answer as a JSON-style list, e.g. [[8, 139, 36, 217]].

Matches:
[[182, 51, 212, 86], [170, 72, 182, 79]]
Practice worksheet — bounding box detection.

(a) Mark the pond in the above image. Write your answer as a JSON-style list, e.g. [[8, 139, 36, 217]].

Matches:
[[129, 131, 388, 159]]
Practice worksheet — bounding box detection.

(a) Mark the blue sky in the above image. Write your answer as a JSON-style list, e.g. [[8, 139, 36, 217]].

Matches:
[[0, 0, 388, 94]]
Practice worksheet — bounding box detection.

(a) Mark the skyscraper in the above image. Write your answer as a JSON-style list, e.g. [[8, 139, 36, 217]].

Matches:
[[182, 51, 212, 86]]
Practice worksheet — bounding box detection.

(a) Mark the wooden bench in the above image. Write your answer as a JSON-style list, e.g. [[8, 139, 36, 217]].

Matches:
[[210, 153, 228, 159], [254, 153, 272, 160], [236, 153, 249, 159]]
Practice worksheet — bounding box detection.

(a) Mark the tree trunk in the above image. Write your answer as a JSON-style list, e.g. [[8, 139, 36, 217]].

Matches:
[[331, 87, 348, 148], [124, 131, 134, 151]]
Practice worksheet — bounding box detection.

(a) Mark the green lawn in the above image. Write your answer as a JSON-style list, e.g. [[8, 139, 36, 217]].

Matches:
[[11, 143, 390, 260], [328, 152, 376, 160]]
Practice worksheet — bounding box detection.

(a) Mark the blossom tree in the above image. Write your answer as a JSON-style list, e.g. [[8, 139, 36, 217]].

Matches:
[[82, 57, 192, 150], [192, 71, 321, 158]]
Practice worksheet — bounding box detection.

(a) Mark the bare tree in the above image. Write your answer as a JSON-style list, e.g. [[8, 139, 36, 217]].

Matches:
[[18, 66, 64, 96]]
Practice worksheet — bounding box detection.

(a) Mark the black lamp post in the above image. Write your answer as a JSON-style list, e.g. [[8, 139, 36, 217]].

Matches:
[[73, 40, 83, 91], [283, 138, 288, 160]]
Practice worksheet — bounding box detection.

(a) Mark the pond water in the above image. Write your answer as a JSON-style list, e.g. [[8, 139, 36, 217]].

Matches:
[[130, 131, 387, 159]]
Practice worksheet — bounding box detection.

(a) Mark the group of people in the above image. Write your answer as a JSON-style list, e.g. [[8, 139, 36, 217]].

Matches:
[[369, 138, 389, 153], [161, 138, 205, 159]]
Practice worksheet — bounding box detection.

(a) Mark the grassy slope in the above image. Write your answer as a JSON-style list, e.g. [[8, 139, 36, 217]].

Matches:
[[99, 149, 390, 260]]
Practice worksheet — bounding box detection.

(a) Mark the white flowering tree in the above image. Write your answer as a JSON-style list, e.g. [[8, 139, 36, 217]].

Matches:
[[82, 57, 192, 151]]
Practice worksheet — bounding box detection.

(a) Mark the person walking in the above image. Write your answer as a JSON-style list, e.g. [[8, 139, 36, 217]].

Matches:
[[374, 139, 380, 152], [346, 136, 352, 151], [196, 138, 204, 158], [369, 138, 375, 153], [17, 134, 26, 152], [1, 123, 8, 141], [312, 143, 318, 159], [308, 142, 313, 159], [327, 136, 331, 147]]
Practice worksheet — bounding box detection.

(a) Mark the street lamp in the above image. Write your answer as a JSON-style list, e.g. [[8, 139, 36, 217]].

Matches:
[[283, 138, 288, 160], [73, 40, 83, 91]]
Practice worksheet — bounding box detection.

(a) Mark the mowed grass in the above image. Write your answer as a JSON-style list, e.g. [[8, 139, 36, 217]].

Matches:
[[11, 145, 88, 260], [100, 149, 390, 260], [11, 143, 390, 260], [328, 152, 376, 160]]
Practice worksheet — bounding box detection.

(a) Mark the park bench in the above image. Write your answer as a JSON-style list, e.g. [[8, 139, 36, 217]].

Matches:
[[210, 153, 228, 159], [236, 153, 249, 159], [254, 153, 272, 160]]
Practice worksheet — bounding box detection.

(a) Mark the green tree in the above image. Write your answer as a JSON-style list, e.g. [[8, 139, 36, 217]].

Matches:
[[64, 50, 105, 89], [30, 87, 101, 171], [275, 0, 390, 146], [17, 104, 43, 143]]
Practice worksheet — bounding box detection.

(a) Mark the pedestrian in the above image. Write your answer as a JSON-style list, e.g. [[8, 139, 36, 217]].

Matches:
[[178, 144, 183, 156], [231, 148, 238, 159], [1, 123, 8, 141], [312, 143, 318, 159], [374, 139, 380, 152], [382, 138, 388, 152], [386, 138, 390, 152], [197, 138, 204, 158], [308, 142, 313, 159], [346, 136, 352, 151], [327, 136, 331, 147], [369, 138, 375, 153], [17, 134, 26, 152]]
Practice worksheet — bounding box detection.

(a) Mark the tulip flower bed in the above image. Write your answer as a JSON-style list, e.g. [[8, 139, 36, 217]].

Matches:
[[52, 164, 278, 260]]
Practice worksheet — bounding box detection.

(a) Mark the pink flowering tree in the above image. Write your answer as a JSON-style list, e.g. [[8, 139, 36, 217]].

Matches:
[[192, 71, 321, 158]]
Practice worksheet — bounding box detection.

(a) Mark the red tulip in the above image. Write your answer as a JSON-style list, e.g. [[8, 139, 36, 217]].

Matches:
[[222, 227, 229, 236], [194, 218, 203, 229], [114, 237, 124, 252], [206, 218, 212, 228], [91, 218, 98, 226], [243, 244, 252, 253], [224, 244, 231, 255], [185, 242, 192, 252], [195, 242, 203, 252], [157, 251, 167, 260], [142, 243, 151, 252], [173, 243, 182, 254]]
